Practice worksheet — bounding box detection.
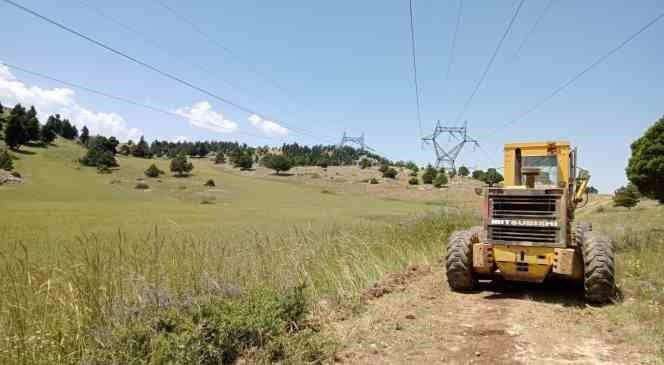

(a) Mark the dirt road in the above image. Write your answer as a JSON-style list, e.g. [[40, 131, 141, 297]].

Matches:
[[332, 266, 653, 365]]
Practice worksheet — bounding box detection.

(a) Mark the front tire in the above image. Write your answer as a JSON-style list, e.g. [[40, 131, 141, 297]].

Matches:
[[445, 227, 480, 291], [582, 231, 615, 304]]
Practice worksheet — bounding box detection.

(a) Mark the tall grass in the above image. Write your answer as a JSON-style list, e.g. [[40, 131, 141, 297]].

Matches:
[[0, 209, 473, 364]]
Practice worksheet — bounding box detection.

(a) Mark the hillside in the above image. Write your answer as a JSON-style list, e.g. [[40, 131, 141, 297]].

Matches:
[[0, 139, 427, 243]]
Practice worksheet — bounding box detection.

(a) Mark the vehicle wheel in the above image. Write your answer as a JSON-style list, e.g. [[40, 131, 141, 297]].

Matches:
[[575, 221, 592, 246], [445, 227, 480, 291], [582, 231, 615, 304]]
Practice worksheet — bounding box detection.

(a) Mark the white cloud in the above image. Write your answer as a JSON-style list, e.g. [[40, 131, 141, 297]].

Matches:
[[171, 135, 190, 142], [175, 101, 238, 134], [248, 114, 288, 137], [0, 64, 142, 141]]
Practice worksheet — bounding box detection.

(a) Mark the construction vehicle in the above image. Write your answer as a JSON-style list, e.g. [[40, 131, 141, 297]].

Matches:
[[445, 141, 615, 303]]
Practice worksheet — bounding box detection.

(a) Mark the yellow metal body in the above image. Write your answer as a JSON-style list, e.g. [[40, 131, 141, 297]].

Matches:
[[503, 141, 570, 187], [472, 140, 589, 283]]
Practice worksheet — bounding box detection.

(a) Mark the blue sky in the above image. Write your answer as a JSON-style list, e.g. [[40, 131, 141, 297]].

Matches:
[[1, 0, 662, 192]]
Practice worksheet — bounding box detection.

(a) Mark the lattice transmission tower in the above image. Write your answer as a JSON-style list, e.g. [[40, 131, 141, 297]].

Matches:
[[338, 132, 366, 151], [421, 121, 480, 169]]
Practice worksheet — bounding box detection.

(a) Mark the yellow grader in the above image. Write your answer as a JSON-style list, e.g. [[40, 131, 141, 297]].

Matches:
[[445, 141, 615, 303]]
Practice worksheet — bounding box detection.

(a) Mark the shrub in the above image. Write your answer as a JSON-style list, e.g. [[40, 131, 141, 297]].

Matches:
[[233, 153, 254, 170], [378, 164, 389, 173], [458, 166, 470, 177], [144, 163, 164, 178], [472, 170, 485, 181], [369, 177, 379, 184], [382, 167, 398, 179], [214, 152, 226, 164], [409, 170, 418, 177], [170, 153, 194, 177], [408, 177, 419, 185], [626, 116, 664, 203], [135, 182, 150, 190], [204, 179, 215, 187], [0, 149, 13, 171], [359, 158, 372, 169], [80, 137, 118, 169], [613, 183, 640, 209], [10, 171, 21, 178], [200, 198, 216, 204], [262, 154, 292, 175], [421, 164, 437, 184], [433, 172, 448, 188], [483, 168, 503, 186]]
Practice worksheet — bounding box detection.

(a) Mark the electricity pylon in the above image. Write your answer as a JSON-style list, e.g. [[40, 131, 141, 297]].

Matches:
[[421, 121, 479, 170], [338, 132, 366, 151]]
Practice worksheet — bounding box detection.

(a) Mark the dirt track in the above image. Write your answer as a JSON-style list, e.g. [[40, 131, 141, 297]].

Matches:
[[332, 266, 653, 365]]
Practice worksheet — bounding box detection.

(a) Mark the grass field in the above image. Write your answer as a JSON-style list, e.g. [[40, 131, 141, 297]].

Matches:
[[0, 140, 428, 245], [0, 140, 474, 364], [579, 197, 664, 357]]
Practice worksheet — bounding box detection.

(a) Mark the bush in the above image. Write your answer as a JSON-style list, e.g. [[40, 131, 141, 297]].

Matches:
[[408, 177, 419, 185], [234, 153, 254, 170], [369, 177, 379, 184], [0, 149, 13, 171], [433, 172, 448, 188], [135, 182, 150, 190], [359, 158, 372, 169], [204, 179, 215, 187], [382, 167, 398, 179], [378, 164, 389, 174], [170, 153, 194, 177], [626, 116, 664, 203], [458, 166, 470, 177], [144, 163, 164, 178], [613, 183, 640, 209], [483, 168, 504, 186], [409, 170, 418, 177], [10, 171, 21, 178], [80, 137, 118, 169], [421, 164, 437, 184], [214, 152, 226, 164], [262, 154, 292, 175], [472, 170, 485, 181]]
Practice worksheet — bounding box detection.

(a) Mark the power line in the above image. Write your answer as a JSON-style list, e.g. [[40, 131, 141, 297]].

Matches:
[[488, 10, 664, 136], [455, 0, 525, 121], [154, 1, 293, 101], [444, 0, 463, 83], [513, 0, 555, 59], [408, 0, 424, 138], [1, 0, 330, 143], [1, 61, 285, 143]]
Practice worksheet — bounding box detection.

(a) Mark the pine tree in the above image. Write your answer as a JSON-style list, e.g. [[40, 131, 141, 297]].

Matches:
[[131, 136, 151, 158], [4, 106, 27, 149], [39, 124, 56, 144], [0, 149, 13, 171], [170, 153, 193, 176], [422, 164, 437, 184], [80, 126, 90, 146], [23, 106, 41, 142]]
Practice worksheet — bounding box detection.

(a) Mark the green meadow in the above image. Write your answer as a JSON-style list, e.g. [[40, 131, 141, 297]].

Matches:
[[0, 140, 426, 245]]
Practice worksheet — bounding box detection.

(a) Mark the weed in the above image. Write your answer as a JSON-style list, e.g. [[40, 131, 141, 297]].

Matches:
[[135, 182, 150, 190]]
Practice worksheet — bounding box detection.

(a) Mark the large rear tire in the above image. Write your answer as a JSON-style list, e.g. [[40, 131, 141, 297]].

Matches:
[[445, 227, 480, 291], [582, 231, 615, 304]]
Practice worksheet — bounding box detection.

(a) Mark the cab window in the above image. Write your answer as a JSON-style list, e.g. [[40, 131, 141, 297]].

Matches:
[[522, 156, 558, 186]]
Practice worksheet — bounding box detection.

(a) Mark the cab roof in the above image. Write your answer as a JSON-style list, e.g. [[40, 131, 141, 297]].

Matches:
[[504, 141, 570, 149]]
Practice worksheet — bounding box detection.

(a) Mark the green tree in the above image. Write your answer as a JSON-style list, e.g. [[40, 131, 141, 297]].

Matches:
[[262, 154, 292, 175], [79, 136, 118, 170], [421, 164, 437, 184], [144, 163, 164, 178], [483, 168, 504, 187], [132, 136, 151, 158], [626, 116, 664, 203], [39, 124, 56, 144], [613, 184, 640, 209], [214, 152, 226, 164], [234, 153, 254, 170], [4, 106, 27, 149], [0, 149, 13, 171], [472, 170, 485, 181], [433, 172, 448, 188], [405, 161, 418, 172], [80, 126, 90, 146], [458, 166, 470, 177], [382, 167, 398, 179], [170, 153, 194, 176], [23, 106, 41, 142]]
